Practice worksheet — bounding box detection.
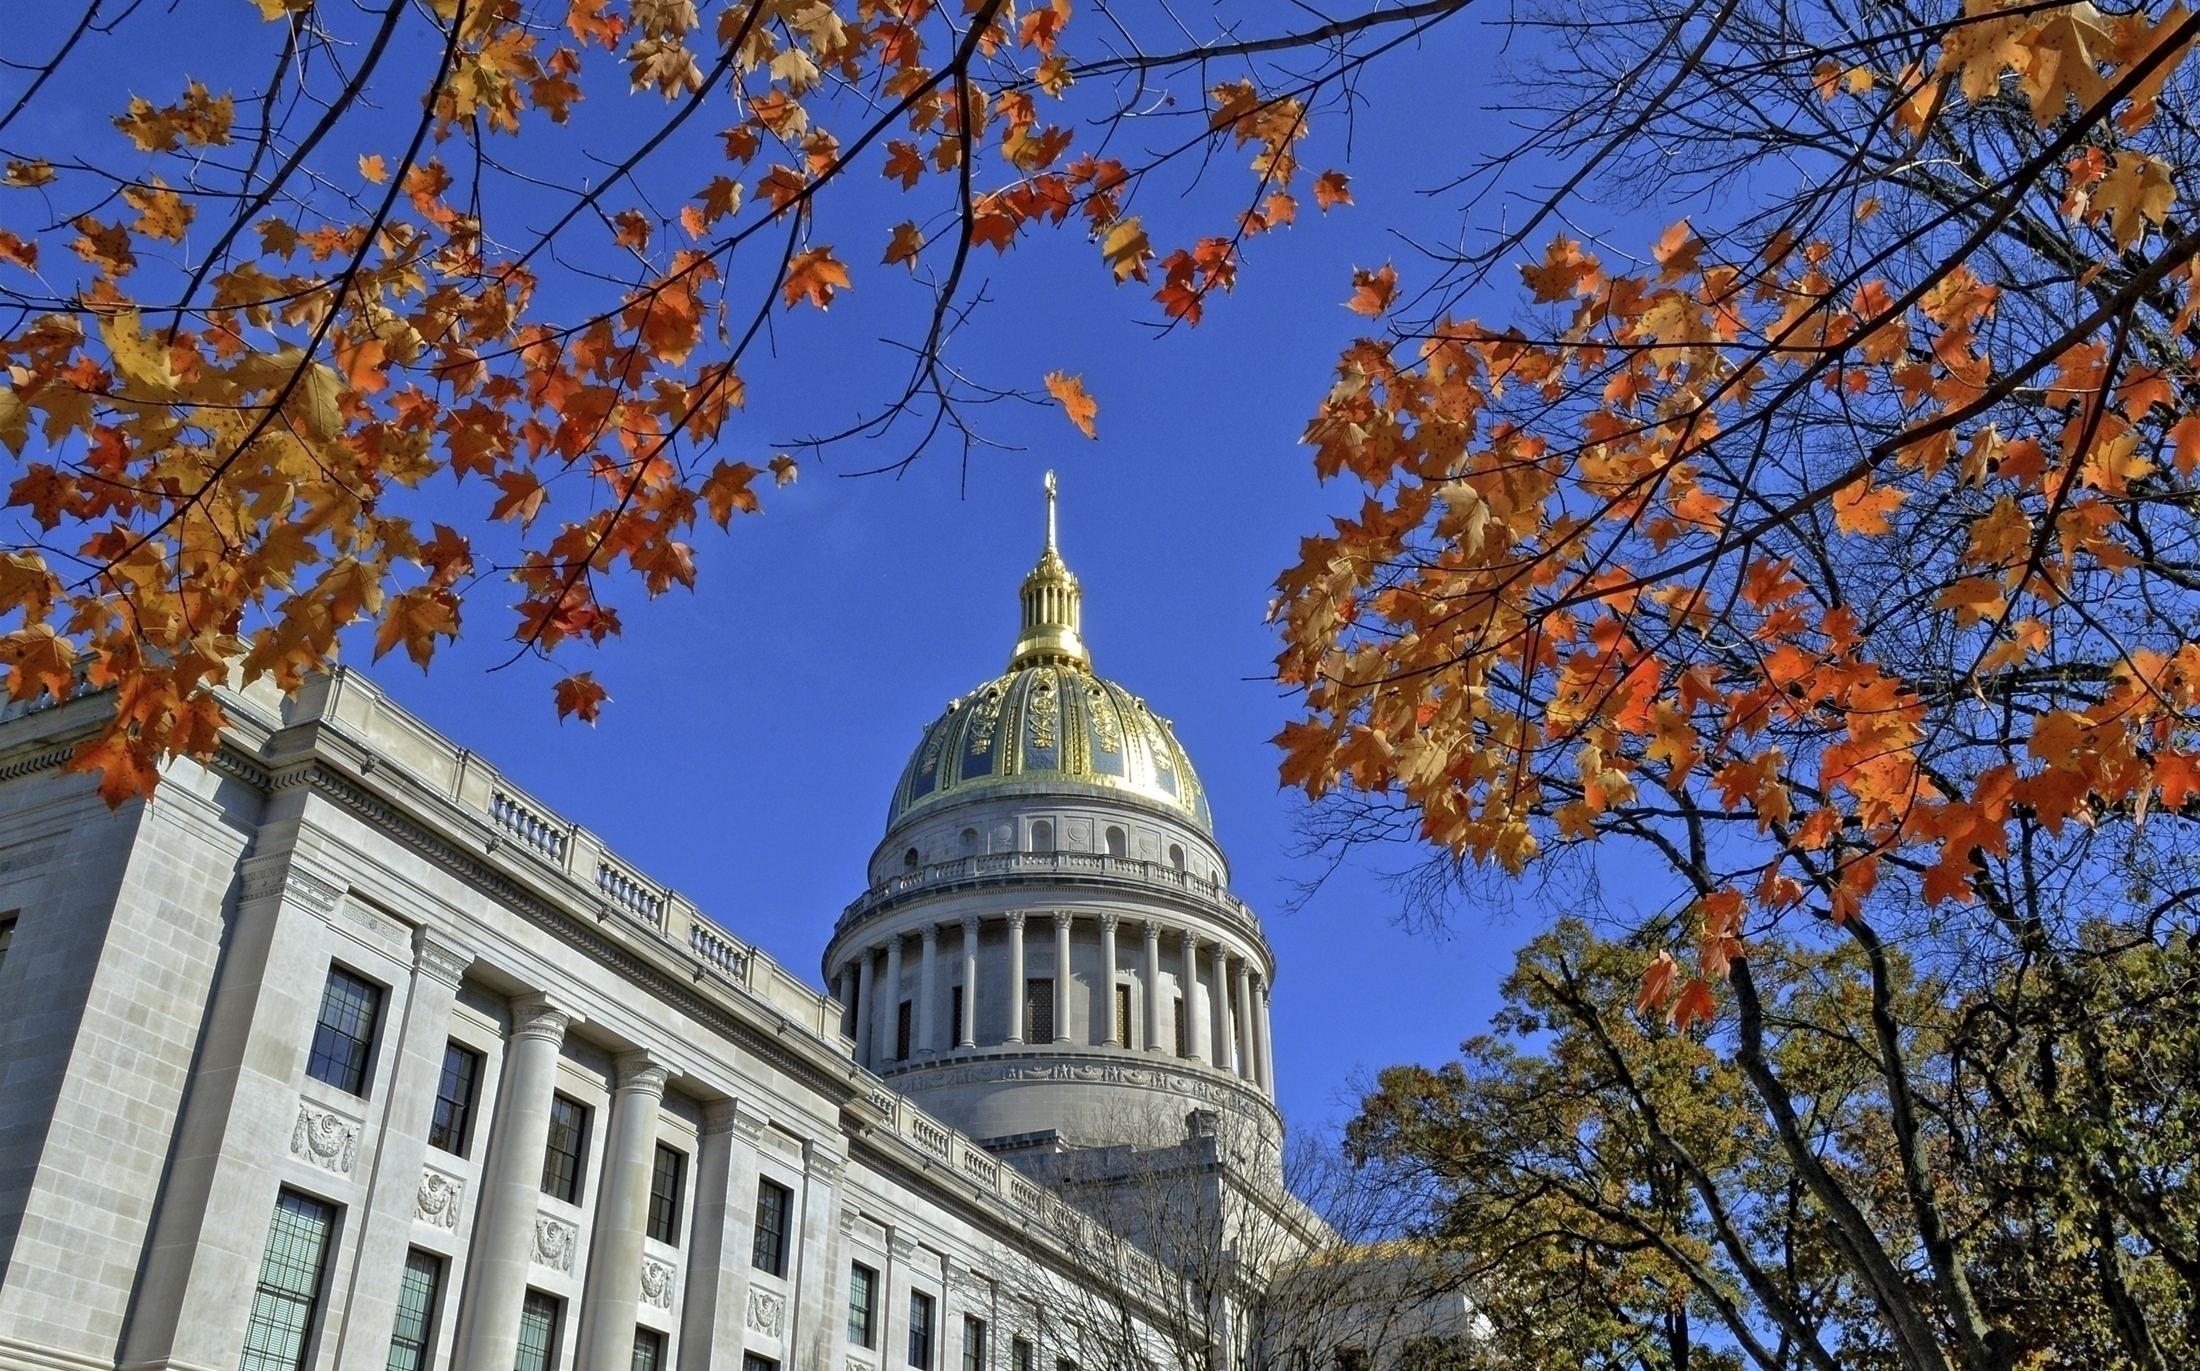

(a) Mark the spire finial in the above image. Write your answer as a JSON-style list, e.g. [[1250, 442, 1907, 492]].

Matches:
[[1044, 469, 1058, 553]]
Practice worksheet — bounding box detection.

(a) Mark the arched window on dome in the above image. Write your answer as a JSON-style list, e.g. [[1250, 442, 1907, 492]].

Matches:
[[1168, 843, 1185, 871], [1031, 821, 1055, 853], [1104, 826, 1127, 858], [960, 828, 978, 855], [903, 847, 920, 871]]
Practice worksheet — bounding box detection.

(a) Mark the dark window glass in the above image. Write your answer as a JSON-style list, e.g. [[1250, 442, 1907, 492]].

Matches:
[[428, 1043, 480, 1156], [1026, 980, 1053, 1043], [239, 1191, 336, 1371], [1011, 1341, 1032, 1371], [385, 1250, 441, 1371], [515, 1293, 559, 1371], [306, 968, 382, 1095], [742, 1358, 778, 1371], [751, 1179, 791, 1275], [848, 1263, 877, 1347], [895, 1000, 913, 1061], [962, 1316, 985, 1371], [0, 915, 16, 976], [1334, 1349, 1369, 1371], [908, 1292, 935, 1370], [950, 986, 964, 1045], [1174, 997, 1187, 1057], [630, 1329, 663, 1371], [647, 1144, 684, 1246], [540, 1095, 588, 1204], [1114, 985, 1131, 1046]]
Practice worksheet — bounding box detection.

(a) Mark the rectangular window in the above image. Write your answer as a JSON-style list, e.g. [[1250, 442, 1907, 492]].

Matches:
[[1114, 984, 1131, 1046], [540, 1095, 589, 1204], [238, 1190, 336, 1371], [1011, 1340, 1033, 1371], [647, 1144, 684, 1246], [0, 915, 16, 976], [751, 1179, 791, 1275], [1025, 979, 1053, 1043], [848, 1263, 878, 1347], [1174, 997, 1187, 1057], [962, 1316, 986, 1371], [385, 1250, 441, 1371], [742, 1358, 778, 1371], [895, 1000, 913, 1061], [428, 1042, 481, 1156], [630, 1329, 664, 1371], [907, 1291, 935, 1370], [949, 986, 964, 1045], [306, 967, 382, 1095], [514, 1293, 560, 1371]]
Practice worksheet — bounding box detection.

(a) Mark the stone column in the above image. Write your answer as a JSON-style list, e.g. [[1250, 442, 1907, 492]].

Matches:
[[1005, 912, 1027, 1044], [1182, 930, 1209, 1063], [854, 951, 876, 1070], [678, 1102, 766, 1371], [880, 934, 904, 1064], [917, 925, 940, 1057], [1232, 959, 1255, 1082], [1253, 975, 1276, 1095], [1141, 922, 1164, 1052], [1209, 943, 1235, 1073], [837, 967, 857, 1041], [959, 917, 980, 1048], [455, 995, 574, 1371], [577, 1053, 670, 1371], [1052, 912, 1074, 1044], [1097, 914, 1120, 1046]]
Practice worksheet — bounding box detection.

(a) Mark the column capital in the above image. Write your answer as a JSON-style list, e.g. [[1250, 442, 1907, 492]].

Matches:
[[1006, 910, 1027, 930], [612, 1052, 670, 1096], [1140, 919, 1163, 941], [1050, 909, 1073, 932], [921, 923, 941, 946], [1096, 912, 1120, 933], [414, 928, 475, 986], [961, 915, 983, 937], [703, 1098, 768, 1142], [511, 993, 577, 1042]]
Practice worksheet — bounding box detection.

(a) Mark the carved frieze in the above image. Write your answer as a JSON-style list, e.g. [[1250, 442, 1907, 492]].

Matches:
[[640, 1256, 677, 1310], [415, 1169, 464, 1229], [289, 1101, 360, 1175], [534, 1215, 578, 1273], [745, 1287, 785, 1337]]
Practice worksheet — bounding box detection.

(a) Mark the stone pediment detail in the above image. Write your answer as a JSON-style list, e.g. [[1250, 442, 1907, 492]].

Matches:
[[415, 1169, 464, 1229], [534, 1215, 578, 1273], [640, 1256, 677, 1309], [290, 1100, 361, 1175]]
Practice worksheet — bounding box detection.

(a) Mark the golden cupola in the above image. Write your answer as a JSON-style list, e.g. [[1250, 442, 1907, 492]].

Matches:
[[884, 472, 1212, 835]]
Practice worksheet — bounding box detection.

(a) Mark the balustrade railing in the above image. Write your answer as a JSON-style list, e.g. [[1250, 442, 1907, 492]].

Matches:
[[598, 861, 664, 927], [491, 791, 567, 862], [840, 850, 1257, 934]]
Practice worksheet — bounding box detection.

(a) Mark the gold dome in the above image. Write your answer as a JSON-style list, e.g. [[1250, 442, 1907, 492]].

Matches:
[[884, 474, 1213, 834]]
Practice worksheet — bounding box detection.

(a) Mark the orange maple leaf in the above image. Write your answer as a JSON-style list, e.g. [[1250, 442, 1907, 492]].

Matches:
[[1044, 371, 1099, 439], [782, 247, 850, 309], [1346, 263, 1398, 317], [553, 672, 610, 723], [1312, 170, 1352, 211]]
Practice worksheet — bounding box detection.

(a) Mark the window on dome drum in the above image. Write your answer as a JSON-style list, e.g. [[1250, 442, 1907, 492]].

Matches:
[[949, 987, 964, 1045], [631, 1328, 664, 1371], [1012, 1338, 1033, 1371], [0, 914, 15, 976], [1114, 985, 1131, 1047], [540, 1095, 589, 1203], [848, 1263, 878, 1346], [239, 1191, 335, 1371], [904, 847, 920, 870], [908, 1291, 935, 1369], [1168, 843, 1185, 870], [427, 1042, 480, 1156], [1104, 825, 1127, 857], [1026, 979, 1054, 1042], [743, 1357, 778, 1371], [962, 1316, 986, 1371], [752, 1179, 791, 1275], [1174, 997, 1188, 1057], [647, 1143, 684, 1245], [383, 1249, 440, 1371], [1030, 821, 1054, 852], [514, 1293, 560, 1371], [306, 967, 382, 1096], [896, 1000, 913, 1061]]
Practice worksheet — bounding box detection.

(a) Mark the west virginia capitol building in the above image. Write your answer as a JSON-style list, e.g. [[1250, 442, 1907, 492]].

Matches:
[[0, 485, 1470, 1371]]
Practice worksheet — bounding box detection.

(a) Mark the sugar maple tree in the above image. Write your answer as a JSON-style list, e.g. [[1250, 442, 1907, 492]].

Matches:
[[1275, 1, 2200, 1364], [0, 0, 1419, 802]]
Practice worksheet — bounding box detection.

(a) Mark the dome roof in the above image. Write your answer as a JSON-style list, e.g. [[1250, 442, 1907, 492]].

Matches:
[[884, 472, 1213, 834], [887, 664, 1212, 833]]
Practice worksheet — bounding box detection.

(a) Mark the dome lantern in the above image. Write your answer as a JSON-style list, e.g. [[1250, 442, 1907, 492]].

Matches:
[[1007, 470, 1089, 672]]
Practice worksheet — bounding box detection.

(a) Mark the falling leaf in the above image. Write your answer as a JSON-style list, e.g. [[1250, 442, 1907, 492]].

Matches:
[[553, 672, 610, 723], [1045, 371, 1099, 438]]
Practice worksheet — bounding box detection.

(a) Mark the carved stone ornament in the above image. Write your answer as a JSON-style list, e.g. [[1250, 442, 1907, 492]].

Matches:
[[533, 1215, 579, 1273], [639, 1256, 677, 1310], [415, 1169, 464, 1229], [289, 1102, 360, 1175], [744, 1287, 785, 1337], [415, 933, 473, 987]]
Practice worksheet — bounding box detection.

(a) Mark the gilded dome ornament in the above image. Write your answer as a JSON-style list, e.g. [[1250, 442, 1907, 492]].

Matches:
[[884, 472, 1213, 834]]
